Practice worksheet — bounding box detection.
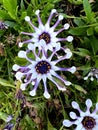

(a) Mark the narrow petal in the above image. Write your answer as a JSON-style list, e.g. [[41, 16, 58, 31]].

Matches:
[[48, 74, 66, 91], [46, 9, 57, 26], [42, 75, 50, 99], [86, 99, 92, 112], [29, 78, 40, 96]]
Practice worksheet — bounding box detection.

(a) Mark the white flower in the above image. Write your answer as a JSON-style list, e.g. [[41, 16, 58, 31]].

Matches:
[[13, 40, 76, 99], [19, 9, 73, 51], [84, 68, 98, 81], [63, 99, 98, 130]]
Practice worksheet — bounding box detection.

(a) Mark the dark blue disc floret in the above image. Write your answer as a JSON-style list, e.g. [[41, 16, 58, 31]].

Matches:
[[82, 116, 96, 129], [35, 60, 51, 74]]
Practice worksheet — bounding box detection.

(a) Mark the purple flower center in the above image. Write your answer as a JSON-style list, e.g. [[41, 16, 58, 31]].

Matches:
[[39, 32, 50, 44], [35, 60, 51, 74], [82, 116, 96, 129]]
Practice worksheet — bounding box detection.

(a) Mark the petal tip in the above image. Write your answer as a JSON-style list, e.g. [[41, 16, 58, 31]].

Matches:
[[25, 16, 30, 22]]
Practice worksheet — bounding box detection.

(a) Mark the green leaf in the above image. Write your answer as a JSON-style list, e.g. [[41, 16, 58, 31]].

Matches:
[[0, 78, 15, 88], [48, 120, 57, 130], [25, 115, 35, 128], [20, 0, 25, 11], [87, 27, 94, 36], [4, 21, 17, 28], [69, 26, 87, 35], [94, 26, 98, 33], [15, 57, 28, 66], [90, 36, 98, 55], [3, 0, 17, 19], [0, 10, 11, 19], [83, 0, 93, 22], [74, 18, 85, 26], [73, 48, 91, 57], [73, 84, 87, 94], [0, 112, 8, 121]]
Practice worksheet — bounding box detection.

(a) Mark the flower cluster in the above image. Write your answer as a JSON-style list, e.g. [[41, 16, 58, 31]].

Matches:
[[13, 9, 76, 98], [63, 99, 98, 130]]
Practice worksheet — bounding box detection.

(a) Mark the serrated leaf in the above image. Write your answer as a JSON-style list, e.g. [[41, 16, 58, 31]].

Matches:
[[0, 78, 15, 88]]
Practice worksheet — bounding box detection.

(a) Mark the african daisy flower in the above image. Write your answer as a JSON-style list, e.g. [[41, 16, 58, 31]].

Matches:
[[13, 40, 76, 99], [63, 99, 98, 130], [84, 68, 98, 81], [19, 9, 73, 51]]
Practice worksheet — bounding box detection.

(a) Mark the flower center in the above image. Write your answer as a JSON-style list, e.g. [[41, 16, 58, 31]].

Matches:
[[35, 60, 51, 74], [82, 116, 96, 129], [39, 32, 50, 44]]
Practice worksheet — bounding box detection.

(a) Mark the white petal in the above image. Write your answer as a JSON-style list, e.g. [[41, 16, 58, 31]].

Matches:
[[72, 101, 79, 109], [19, 42, 23, 47], [28, 43, 34, 50], [90, 76, 94, 81], [84, 76, 88, 80], [12, 64, 20, 71], [65, 81, 71, 86], [20, 83, 27, 90], [43, 91, 50, 99], [35, 10, 40, 15], [69, 66, 76, 73], [18, 51, 26, 58], [64, 23, 70, 30], [58, 14, 63, 20], [39, 39, 46, 47], [86, 99, 92, 108], [75, 124, 83, 130], [51, 9, 57, 13], [96, 103, 98, 110], [25, 16, 30, 22], [55, 42, 61, 51], [57, 86, 66, 91], [15, 72, 23, 81], [65, 48, 72, 58], [66, 36, 73, 42], [63, 120, 73, 127], [31, 81, 35, 85], [70, 112, 77, 119], [29, 89, 36, 96]]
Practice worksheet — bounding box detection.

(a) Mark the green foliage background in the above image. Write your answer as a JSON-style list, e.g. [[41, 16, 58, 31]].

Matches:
[[0, 0, 98, 129]]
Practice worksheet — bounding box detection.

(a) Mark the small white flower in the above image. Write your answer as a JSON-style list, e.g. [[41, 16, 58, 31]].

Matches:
[[13, 40, 76, 98], [63, 99, 98, 130], [19, 9, 73, 51], [84, 68, 98, 81]]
